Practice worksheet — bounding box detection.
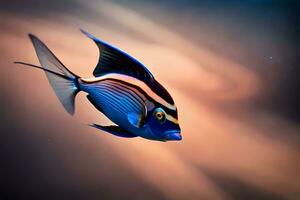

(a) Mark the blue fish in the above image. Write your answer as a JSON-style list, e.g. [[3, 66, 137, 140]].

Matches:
[[15, 29, 181, 141]]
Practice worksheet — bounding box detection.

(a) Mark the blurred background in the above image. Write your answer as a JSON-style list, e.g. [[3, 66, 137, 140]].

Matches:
[[1, 0, 300, 199]]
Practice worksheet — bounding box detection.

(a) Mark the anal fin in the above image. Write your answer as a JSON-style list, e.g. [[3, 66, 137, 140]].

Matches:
[[90, 124, 137, 138]]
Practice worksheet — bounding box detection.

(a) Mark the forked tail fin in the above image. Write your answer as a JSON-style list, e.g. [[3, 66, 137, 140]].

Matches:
[[15, 34, 80, 115]]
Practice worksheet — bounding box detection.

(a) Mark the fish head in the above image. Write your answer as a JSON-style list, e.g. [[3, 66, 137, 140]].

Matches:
[[146, 107, 182, 141]]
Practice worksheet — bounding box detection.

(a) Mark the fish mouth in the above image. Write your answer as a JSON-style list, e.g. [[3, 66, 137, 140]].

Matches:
[[165, 130, 182, 141]]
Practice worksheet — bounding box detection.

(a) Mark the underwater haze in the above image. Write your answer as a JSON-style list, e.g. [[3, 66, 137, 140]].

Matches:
[[1, 0, 300, 199]]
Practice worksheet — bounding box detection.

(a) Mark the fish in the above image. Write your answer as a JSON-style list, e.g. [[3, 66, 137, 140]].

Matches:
[[15, 29, 181, 142]]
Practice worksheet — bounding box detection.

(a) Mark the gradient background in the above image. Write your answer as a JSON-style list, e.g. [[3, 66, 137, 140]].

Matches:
[[1, 0, 300, 199]]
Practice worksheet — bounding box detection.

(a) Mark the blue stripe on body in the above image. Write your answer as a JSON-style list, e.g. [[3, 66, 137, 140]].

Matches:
[[94, 79, 146, 111], [95, 85, 141, 113], [99, 82, 144, 111], [90, 84, 143, 115], [102, 80, 146, 105], [91, 89, 127, 115], [93, 86, 135, 114]]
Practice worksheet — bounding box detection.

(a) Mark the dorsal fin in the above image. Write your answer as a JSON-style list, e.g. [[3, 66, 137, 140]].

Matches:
[[80, 29, 154, 82]]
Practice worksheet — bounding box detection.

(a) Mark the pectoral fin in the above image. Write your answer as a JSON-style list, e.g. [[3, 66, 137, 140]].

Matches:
[[90, 124, 137, 138], [127, 112, 145, 128]]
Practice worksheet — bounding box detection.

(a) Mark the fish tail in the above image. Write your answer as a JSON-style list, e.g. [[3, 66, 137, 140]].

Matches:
[[15, 34, 80, 115]]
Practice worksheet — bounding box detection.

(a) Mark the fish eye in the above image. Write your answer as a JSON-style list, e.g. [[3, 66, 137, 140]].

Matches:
[[153, 108, 166, 123], [156, 112, 163, 119]]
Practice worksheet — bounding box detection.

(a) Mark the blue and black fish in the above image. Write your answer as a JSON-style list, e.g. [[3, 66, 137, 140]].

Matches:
[[15, 29, 181, 141]]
